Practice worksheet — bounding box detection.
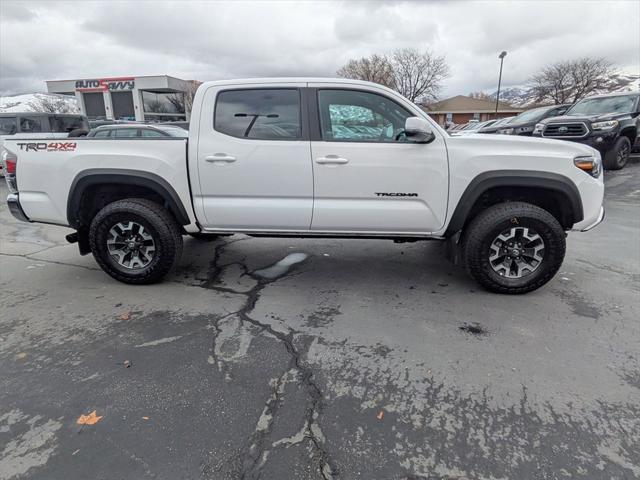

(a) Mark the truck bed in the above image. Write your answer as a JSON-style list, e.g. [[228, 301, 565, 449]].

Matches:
[[4, 137, 195, 227]]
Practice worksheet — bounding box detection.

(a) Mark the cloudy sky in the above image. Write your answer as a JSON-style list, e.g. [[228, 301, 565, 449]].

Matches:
[[1, 0, 638, 97]]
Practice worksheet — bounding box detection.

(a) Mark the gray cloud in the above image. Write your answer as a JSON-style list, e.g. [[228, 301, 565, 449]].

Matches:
[[1, 0, 638, 97]]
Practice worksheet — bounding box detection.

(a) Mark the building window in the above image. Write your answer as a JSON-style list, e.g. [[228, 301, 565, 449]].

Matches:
[[446, 113, 453, 123], [142, 91, 186, 121], [473, 113, 480, 120]]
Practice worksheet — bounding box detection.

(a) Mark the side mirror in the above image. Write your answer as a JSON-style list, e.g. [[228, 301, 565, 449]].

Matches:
[[404, 117, 435, 143]]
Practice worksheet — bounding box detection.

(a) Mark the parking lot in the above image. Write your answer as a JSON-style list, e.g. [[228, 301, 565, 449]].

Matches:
[[0, 158, 638, 479]]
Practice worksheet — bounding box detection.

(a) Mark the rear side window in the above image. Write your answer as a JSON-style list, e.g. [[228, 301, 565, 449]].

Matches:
[[50, 115, 89, 133], [140, 129, 166, 137], [19, 116, 45, 133], [214, 89, 301, 140], [113, 128, 139, 138], [93, 129, 111, 138], [0, 117, 18, 135]]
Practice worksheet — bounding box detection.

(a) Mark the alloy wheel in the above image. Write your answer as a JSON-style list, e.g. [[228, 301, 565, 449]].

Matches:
[[489, 226, 545, 278], [107, 221, 156, 269]]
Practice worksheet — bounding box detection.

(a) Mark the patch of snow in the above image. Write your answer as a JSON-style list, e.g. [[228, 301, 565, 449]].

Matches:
[[0, 93, 79, 113]]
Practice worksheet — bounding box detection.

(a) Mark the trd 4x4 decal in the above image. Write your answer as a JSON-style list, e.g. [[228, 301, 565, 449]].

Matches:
[[16, 142, 77, 152]]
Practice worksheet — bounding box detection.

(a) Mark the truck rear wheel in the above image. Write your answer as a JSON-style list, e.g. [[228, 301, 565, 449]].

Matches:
[[462, 202, 565, 294], [89, 198, 183, 284], [603, 136, 631, 170]]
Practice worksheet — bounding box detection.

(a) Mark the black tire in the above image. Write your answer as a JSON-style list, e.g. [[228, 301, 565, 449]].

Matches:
[[462, 202, 566, 294], [89, 198, 183, 284], [603, 136, 631, 170], [188, 232, 219, 241]]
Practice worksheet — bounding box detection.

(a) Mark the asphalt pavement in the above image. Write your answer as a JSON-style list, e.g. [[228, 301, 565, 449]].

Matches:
[[0, 159, 639, 480]]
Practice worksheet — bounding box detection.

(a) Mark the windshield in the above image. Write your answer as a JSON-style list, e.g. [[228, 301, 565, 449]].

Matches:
[[567, 95, 638, 116], [511, 106, 550, 123]]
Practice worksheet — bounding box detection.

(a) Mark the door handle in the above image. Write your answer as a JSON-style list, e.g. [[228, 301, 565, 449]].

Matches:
[[315, 155, 349, 165], [205, 154, 237, 163]]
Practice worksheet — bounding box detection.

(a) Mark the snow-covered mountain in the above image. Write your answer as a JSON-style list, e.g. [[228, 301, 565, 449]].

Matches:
[[0, 93, 79, 113], [489, 74, 640, 107]]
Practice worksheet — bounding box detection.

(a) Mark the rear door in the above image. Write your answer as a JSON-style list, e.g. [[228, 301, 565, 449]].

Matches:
[[195, 83, 313, 231], [308, 85, 448, 233]]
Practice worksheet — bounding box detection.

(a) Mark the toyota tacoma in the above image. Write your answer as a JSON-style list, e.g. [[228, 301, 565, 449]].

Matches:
[[2, 78, 605, 293], [533, 92, 639, 170]]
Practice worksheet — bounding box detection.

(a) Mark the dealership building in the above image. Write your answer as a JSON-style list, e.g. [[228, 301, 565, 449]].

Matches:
[[46, 75, 195, 122]]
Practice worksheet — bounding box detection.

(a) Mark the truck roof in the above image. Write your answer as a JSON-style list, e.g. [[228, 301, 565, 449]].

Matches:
[[198, 77, 398, 93]]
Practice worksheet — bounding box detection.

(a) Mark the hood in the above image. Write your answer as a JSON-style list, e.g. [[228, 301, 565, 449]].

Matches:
[[450, 129, 598, 157], [540, 112, 628, 124]]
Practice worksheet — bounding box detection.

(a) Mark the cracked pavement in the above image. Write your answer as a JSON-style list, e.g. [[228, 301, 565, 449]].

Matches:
[[0, 158, 639, 479]]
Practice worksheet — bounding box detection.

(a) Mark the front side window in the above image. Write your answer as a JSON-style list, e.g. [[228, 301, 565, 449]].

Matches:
[[214, 89, 301, 140], [19, 116, 44, 133], [318, 90, 412, 142], [0, 117, 18, 135]]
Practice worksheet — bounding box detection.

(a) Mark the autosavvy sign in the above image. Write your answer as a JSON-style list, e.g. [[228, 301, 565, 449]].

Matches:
[[75, 77, 135, 92]]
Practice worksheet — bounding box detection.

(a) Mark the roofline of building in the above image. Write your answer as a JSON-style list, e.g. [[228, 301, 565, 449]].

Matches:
[[45, 74, 187, 83]]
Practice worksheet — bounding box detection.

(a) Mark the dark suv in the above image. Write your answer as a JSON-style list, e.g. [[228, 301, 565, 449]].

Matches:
[[533, 92, 639, 170], [492, 104, 571, 136]]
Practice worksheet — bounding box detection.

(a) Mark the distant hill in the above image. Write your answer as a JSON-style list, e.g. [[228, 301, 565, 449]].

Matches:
[[0, 93, 79, 113], [489, 74, 640, 107]]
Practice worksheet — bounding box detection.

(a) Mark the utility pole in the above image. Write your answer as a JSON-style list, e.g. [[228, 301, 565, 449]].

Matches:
[[495, 51, 507, 119]]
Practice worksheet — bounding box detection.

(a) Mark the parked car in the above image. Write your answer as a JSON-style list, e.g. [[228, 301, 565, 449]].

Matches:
[[494, 104, 571, 136], [0, 112, 89, 176], [533, 92, 640, 170], [477, 116, 516, 134], [451, 119, 499, 136], [88, 119, 138, 129], [3, 78, 604, 293], [161, 121, 190, 130], [87, 124, 188, 138]]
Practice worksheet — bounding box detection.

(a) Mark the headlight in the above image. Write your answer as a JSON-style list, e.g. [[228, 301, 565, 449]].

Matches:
[[574, 154, 602, 178], [499, 128, 514, 135], [592, 120, 618, 130], [533, 123, 544, 134], [517, 126, 534, 133]]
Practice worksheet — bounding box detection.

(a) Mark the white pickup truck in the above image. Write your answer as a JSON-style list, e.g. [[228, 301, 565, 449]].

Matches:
[[2, 78, 605, 293]]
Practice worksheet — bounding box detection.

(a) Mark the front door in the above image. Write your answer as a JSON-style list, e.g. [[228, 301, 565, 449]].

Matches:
[[309, 87, 448, 234], [196, 84, 313, 231]]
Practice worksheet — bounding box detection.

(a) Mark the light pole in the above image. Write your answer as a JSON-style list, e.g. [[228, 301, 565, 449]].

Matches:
[[495, 51, 507, 119]]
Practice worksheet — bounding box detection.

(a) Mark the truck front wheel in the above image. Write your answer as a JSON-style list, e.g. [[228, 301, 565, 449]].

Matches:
[[89, 198, 183, 284], [462, 202, 566, 294], [603, 136, 631, 170]]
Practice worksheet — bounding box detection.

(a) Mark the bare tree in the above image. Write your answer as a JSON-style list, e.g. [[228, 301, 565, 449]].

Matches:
[[528, 57, 635, 104], [337, 49, 450, 103], [337, 54, 395, 88], [167, 93, 186, 113], [184, 80, 201, 116], [28, 94, 78, 114], [389, 48, 450, 103]]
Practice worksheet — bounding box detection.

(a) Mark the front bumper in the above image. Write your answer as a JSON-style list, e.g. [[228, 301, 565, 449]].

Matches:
[[7, 193, 30, 222], [581, 206, 605, 231], [534, 131, 618, 152]]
